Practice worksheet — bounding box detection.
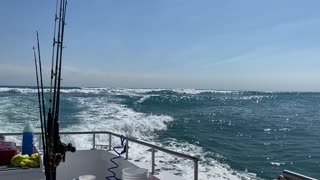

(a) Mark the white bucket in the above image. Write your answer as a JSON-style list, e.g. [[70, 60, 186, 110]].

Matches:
[[78, 175, 96, 180], [122, 168, 148, 180]]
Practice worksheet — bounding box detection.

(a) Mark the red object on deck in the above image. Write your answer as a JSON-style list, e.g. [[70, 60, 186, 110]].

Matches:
[[0, 142, 18, 165]]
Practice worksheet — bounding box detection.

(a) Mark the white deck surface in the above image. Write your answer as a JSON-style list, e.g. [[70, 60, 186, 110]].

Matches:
[[0, 149, 184, 180], [128, 159, 183, 180], [57, 149, 183, 180]]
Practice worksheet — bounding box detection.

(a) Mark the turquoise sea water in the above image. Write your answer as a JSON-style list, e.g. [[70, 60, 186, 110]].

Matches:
[[0, 86, 319, 179]]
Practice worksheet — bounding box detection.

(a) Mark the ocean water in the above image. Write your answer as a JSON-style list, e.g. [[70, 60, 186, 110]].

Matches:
[[0, 86, 319, 179]]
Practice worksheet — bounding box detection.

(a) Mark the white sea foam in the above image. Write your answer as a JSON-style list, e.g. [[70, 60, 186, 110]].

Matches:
[[66, 97, 173, 139], [171, 88, 237, 95], [0, 87, 238, 96], [59, 96, 262, 180], [108, 88, 164, 95], [61, 88, 100, 94], [270, 162, 285, 166], [0, 87, 54, 94], [279, 128, 290, 131], [0, 87, 262, 179], [239, 95, 273, 103], [135, 95, 160, 104], [111, 88, 238, 95], [0, 87, 37, 94], [0, 95, 41, 144], [264, 128, 271, 132], [151, 139, 261, 180], [240, 95, 266, 100]]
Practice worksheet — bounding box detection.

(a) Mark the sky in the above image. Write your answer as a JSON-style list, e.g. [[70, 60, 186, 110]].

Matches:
[[1, 0, 320, 91]]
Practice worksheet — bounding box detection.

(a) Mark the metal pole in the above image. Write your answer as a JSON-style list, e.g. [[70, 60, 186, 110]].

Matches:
[[92, 133, 96, 150], [38, 134, 42, 150], [108, 134, 112, 151], [194, 159, 198, 180], [125, 139, 129, 160], [151, 148, 155, 174]]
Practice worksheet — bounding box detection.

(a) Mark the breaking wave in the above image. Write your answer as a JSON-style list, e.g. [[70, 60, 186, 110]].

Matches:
[[0, 87, 238, 95]]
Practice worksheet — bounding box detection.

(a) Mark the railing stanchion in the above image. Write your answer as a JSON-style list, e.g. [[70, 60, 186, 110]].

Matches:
[[151, 148, 155, 174], [125, 139, 129, 160], [108, 134, 112, 151], [38, 134, 42, 150], [194, 159, 198, 180], [92, 133, 96, 150]]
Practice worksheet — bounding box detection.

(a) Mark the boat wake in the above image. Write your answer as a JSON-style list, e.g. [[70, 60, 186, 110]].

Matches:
[[60, 95, 262, 180], [0, 87, 265, 179]]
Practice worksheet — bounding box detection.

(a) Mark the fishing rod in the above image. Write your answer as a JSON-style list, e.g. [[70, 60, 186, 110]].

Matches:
[[36, 31, 51, 180], [31, 1, 74, 180], [32, 1, 75, 179], [46, 1, 59, 178], [47, 0, 59, 141], [36, 31, 48, 154], [47, 0, 63, 178], [45, 0, 75, 179], [33, 46, 47, 165], [50, 0, 63, 137], [53, 0, 67, 156]]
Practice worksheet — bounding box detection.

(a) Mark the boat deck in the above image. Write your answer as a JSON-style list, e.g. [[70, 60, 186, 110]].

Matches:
[[0, 131, 199, 180]]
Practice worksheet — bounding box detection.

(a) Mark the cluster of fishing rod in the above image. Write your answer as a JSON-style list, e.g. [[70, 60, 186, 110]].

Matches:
[[32, 0, 76, 180]]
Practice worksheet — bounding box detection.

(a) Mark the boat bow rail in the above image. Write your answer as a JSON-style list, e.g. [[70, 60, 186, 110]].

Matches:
[[0, 131, 200, 180]]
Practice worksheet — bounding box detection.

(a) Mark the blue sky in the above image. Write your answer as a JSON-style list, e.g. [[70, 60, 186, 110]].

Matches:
[[1, 0, 320, 91]]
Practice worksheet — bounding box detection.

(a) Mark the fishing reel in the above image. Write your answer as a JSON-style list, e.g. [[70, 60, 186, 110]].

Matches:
[[49, 141, 76, 167]]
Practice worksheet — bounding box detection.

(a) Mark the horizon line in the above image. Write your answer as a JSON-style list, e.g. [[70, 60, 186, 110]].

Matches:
[[0, 84, 320, 93]]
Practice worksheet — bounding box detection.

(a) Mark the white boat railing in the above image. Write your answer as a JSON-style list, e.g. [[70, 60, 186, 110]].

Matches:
[[277, 170, 317, 180], [0, 131, 200, 180]]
